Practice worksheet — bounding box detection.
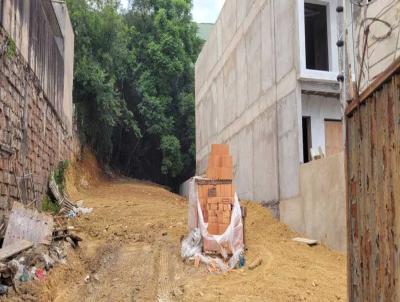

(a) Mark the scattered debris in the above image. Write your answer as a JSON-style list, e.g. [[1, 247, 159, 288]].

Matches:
[[3, 202, 54, 247], [0, 197, 86, 297], [0, 240, 33, 261], [248, 257, 262, 270], [194, 255, 200, 268], [292, 237, 318, 246], [50, 174, 92, 217], [34, 268, 46, 280], [0, 284, 8, 295]]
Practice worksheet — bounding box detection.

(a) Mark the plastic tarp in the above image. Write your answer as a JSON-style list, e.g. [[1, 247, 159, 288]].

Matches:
[[183, 177, 244, 271]]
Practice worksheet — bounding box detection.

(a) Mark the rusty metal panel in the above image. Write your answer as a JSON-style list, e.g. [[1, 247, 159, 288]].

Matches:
[[346, 62, 400, 301]]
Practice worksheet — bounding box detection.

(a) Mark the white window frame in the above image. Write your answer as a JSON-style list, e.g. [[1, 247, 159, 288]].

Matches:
[[298, 0, 339, 82]]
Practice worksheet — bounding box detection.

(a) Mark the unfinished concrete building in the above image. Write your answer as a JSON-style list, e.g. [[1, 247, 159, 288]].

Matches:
[[0, 0, 74, 223], [195, 0, 347, 251]]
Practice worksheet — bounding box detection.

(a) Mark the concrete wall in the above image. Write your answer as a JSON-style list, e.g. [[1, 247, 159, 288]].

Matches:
[[179, 178, 192, 199], [301, 93, 342, 156], [350, 0, 400, 91], [52, 2, 75, 132], [280, 152, 346, 252], [195, 0, 302, 202], [0, 0, 74, 133]]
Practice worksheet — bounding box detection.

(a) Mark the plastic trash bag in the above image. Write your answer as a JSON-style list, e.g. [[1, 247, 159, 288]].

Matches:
[[181, 228, 202, 259]]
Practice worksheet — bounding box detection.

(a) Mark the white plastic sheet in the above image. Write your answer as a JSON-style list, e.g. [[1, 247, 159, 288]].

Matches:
[[184, 177, 244, 271]]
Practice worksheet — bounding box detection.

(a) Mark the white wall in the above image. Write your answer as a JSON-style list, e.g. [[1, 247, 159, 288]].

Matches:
[[297, 0, 340, 82], [195, 0, 302, 202], [301, 94, 342, 155]]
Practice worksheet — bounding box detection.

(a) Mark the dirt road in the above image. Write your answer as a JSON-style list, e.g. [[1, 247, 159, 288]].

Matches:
[[11, 175, 347, 301]]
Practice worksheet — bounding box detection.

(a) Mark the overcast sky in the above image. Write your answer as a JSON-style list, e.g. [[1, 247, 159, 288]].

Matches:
[[120, 0, 225, 23]]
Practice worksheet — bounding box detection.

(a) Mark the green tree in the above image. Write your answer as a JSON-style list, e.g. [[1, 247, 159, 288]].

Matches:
[[67, 0, 201, 189], [68, 0, 141, 163]]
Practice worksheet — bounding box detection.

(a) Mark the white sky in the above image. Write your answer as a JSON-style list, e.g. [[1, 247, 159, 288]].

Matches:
[[120, 0, 225, 23]]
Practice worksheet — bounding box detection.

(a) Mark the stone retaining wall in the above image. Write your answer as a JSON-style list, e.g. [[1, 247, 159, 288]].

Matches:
[[0, 27, 73, 224]]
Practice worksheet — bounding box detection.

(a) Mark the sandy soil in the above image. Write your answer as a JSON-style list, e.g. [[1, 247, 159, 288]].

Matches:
[[5, 174, 346, 302]]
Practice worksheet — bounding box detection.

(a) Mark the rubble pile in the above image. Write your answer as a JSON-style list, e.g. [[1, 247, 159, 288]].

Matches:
[[0, 175, 90, 297]]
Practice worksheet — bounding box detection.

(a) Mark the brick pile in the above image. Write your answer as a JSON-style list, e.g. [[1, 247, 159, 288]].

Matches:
[[197, 144, 235, 253]]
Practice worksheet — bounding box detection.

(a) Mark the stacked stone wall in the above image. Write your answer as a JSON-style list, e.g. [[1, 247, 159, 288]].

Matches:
[[0, 27, 73, 223]]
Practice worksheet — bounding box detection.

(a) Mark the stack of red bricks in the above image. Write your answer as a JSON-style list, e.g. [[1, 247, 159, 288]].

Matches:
[[197, 144, 235, 253], [198, 182, 235, 235], [205, 144, 233, 180]]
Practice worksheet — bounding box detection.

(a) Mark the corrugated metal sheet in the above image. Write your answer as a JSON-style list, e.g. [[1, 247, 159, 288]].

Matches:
[[0, 0, 64, 118], [346, 59, 400, 301]]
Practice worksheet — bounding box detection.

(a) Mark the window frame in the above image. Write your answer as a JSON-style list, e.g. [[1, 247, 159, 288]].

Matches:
[[298, 0, 339, 82]]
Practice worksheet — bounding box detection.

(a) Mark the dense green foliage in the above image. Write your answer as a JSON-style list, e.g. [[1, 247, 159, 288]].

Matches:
[[41, 195, 60, 214], [53, 160, 69, 195], [67, 0, 202, 189]]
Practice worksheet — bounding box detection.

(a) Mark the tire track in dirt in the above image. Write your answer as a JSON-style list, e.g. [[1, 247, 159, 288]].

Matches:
[[156, 246, 172, 302]]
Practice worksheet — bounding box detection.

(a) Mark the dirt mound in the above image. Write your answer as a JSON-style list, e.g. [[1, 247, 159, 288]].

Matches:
[[11, 176, 347, 302], [65, 147, 105, 195]]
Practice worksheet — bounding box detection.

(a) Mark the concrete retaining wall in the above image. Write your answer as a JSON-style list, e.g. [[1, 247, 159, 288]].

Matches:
[[280, 152, 346, 252], [195, 0, 302, 202]]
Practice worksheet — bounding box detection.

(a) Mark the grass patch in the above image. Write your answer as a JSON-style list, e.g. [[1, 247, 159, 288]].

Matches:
[[53, 160, 69, 195], [41, 194, 60, 214], [6, 38, 16, 59]]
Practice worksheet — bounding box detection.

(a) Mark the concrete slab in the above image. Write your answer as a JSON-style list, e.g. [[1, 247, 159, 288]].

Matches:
[[274, 0, 297, 82], [221, 0, 237, 52], [237, 126, 254, 200], [223, 51, 237, 127], [261, 1, 275, 93], [277, 92, 300, 200], [245, 12, 262, 106], [252, 108, 279, 202], [236, 38, 248, 117]]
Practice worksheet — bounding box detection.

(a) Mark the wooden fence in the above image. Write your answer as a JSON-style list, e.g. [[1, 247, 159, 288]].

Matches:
[[346, 58, 400, 301]]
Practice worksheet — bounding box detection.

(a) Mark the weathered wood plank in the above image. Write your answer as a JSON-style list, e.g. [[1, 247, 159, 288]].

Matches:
[[367, 93, 377, 300], [347, 68, 400, 302], [393, 74, 400, 302], [386, 76, 396, 301], [292, 237, 318, 246], [0, 240, 33, 261]]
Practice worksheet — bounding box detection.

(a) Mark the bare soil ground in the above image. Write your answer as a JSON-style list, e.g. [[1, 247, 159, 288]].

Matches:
[[4, 154, 347, 301], [15, 178, 346, 302]]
